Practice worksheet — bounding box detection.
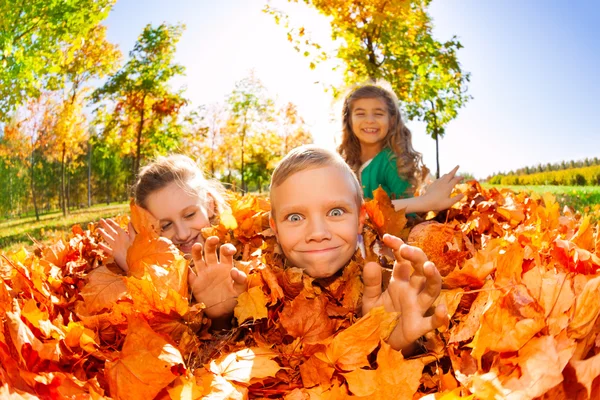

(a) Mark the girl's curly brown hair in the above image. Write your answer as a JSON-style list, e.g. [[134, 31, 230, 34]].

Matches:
[[337, 84, 428, 194]]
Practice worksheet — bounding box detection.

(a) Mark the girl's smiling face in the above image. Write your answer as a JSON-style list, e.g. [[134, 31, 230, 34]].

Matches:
[[144, 181, 213, 254], [350, 97, 390, 150]]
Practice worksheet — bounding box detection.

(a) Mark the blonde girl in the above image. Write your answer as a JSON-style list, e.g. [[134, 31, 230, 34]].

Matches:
[[98, 154, 246, 320]]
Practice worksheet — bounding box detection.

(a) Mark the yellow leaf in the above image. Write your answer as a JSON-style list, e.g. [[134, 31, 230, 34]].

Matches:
[[234, 286, 268, 322], [210, 347, 281, 384]]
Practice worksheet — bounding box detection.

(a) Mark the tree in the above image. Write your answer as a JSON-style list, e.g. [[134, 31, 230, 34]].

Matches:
[[277, 102, 313, 154], [226, 74, 274, 193], [92, 23, 187, 179], [0, 94, 59, 221], [266, 0, 470, 177], [180, 103, 227, 178], [0, 0, 115, 120]]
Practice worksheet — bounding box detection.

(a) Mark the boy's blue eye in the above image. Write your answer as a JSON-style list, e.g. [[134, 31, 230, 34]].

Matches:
[[328, 208, 345, 217], [286, 214, 303, 222]]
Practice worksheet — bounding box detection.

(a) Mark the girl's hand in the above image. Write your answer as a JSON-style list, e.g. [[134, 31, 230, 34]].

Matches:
[[188, 236, 248, 320], [98, 218, 136, 273], [362, 234, 448, 353], [422, 165, 464, 212]]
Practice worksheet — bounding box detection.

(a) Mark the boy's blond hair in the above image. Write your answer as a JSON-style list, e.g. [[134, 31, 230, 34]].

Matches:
[[270, 145, 363, 215]]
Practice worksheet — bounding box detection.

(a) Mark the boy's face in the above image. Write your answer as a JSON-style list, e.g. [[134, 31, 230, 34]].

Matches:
[[269, 165, 364, 278]]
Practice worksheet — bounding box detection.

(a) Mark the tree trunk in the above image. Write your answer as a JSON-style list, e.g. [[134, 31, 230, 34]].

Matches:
[[66, 167, 71, 212], [87, 139, 92, 207], [30, 150, 39, 222], [134, 96, 147, 177], [241, 113, 248, 193], [61, 142, 67, 216], [435, 134, 440, 179]]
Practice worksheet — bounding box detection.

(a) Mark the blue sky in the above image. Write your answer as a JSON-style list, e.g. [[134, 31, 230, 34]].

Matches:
[[104, 0, 600, 179]]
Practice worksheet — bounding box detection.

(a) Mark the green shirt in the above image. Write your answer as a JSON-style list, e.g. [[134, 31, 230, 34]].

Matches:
[[360, 148, 410, 200]]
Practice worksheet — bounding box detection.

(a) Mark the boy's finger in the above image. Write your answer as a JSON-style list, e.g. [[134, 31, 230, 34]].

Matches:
[[219, 243, 236, 265], [362, 261, 383, 302], [418, 263, 442, 308], [231, 268, 248, 295], [398, 244, 428, 275], [204, 236, 220, 264], [429, 304, 449, 331]]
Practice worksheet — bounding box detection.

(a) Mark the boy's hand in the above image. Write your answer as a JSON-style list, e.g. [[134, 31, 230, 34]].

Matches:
[[362, 234, 448, 352], [98, 218, 136, 273], [188, 236, 248, 320], [422, 165, 464, 212]]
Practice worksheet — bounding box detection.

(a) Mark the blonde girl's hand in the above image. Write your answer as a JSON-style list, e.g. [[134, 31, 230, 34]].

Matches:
[[188, 236, 248, 320], [362, 234, 448, 352], [422, 165, 464, 212], [98, 218, 136, 273]]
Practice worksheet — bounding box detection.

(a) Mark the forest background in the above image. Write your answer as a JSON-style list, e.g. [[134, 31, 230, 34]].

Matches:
[[0, 0, 599, 247]]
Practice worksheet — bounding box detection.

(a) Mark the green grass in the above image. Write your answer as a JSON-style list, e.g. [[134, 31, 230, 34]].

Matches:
[[483, 184, 600, 213], [0, 202, 129, 252]]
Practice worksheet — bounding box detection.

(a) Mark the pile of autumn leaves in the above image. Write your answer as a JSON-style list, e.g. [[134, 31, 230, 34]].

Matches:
[[2, 181, 600, 399]]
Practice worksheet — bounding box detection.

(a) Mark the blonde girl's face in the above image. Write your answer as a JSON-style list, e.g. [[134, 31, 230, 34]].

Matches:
[[350, 97, 390, 150], [144, 181, 214, 254]]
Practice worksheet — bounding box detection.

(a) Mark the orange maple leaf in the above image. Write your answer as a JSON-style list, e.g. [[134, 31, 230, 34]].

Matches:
[[343, 342, 424, 399], [129, 200, 160, 237], [280, 292, 336, 344], [364, 186, 407, 238], [471, 284, 545, 363], [234, 286, 268, 322], [79, 265, 128, 313], [105, 316, 185, 400], [320, 306, 395, 371]]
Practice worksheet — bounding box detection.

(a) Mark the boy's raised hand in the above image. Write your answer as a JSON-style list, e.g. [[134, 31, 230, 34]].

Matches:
[[423, 165, 464, 212], [98, 218, 136, 273], [362, 234, 448, 353], [188, 236, 248, 320]]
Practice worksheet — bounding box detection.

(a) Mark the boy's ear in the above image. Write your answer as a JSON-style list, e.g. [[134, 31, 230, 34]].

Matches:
[[359, 204, 366, 231], [269, 212, 278, 235]]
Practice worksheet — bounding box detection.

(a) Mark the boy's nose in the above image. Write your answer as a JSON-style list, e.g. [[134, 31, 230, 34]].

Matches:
[[305, 218, 332, 242]]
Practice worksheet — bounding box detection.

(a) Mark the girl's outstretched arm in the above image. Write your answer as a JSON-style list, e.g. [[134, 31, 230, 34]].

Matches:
[[391, 165, 464, 213]]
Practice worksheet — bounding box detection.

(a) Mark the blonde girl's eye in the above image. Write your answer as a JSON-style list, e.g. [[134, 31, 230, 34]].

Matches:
[[328, 208, 345, 217], [160, 222, 173, 231], [184, 211, 196, 219], [286, 214, 303, 222]]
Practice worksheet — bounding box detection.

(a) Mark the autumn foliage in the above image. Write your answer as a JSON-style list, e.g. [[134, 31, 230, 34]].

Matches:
[[2, 182, 600, 399]]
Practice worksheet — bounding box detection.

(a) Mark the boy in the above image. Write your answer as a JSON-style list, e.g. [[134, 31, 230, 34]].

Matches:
[[269, 145, 448, 353]]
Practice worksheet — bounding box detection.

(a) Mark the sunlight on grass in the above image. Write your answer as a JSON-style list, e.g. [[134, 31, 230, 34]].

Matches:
[[0, 203, 129, 252]]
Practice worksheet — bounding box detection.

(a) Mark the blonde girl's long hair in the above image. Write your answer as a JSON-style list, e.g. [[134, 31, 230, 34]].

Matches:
[[337, 84, 428, 193]]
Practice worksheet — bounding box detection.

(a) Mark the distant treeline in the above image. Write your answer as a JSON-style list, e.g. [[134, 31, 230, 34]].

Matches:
[[488, 164, 600, 186]]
